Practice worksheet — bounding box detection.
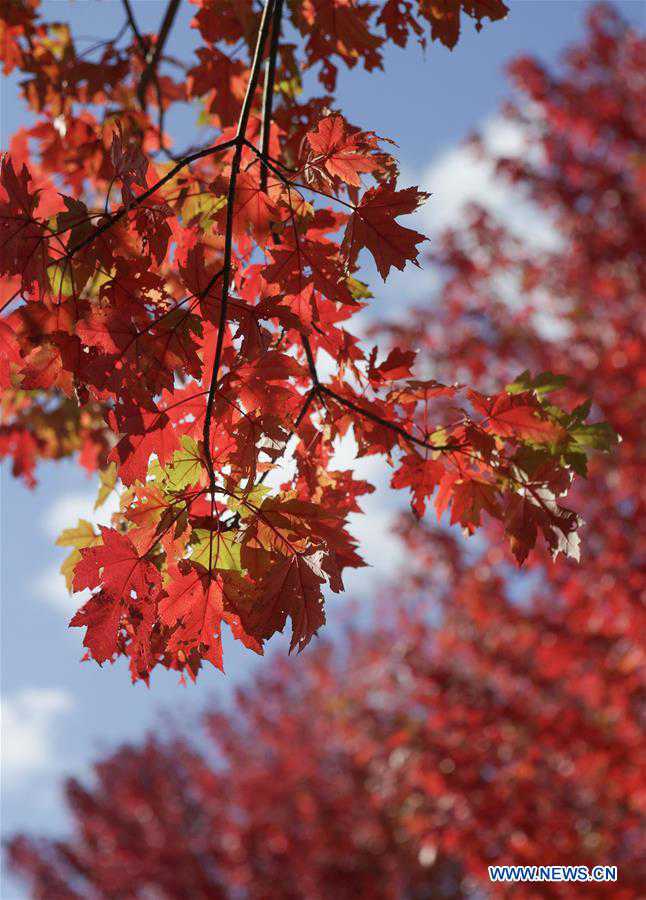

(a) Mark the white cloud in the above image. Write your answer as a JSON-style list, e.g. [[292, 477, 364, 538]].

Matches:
[[331, 430, 405, 593], [42, 490, 120, 540], [364, 114, 559, 321], [418, 115, 557, 247], [1, 688, 74, 782], [33, 489, 119, 615], [33, 564, 89, 615]]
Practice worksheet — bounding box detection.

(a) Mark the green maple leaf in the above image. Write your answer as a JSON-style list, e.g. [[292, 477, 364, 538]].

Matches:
[[151, 436, 204, 491], [190, 529, 242, 572], [227, 483, 271, 519]]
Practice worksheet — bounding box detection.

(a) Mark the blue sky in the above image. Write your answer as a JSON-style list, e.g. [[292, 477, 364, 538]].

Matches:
[[1, 2, 643, 897]]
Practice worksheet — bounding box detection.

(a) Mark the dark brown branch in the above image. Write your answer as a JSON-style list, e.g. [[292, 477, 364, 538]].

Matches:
[[137, 0, 181, 108], [259, 0, 284, 193], [245, 139, 296, 173], [294, 386, 318, 429], [122, 0, 149, 60], [66, 138, 238, 260], [202, 0, 277, 495], [124, 0, 178, 154], [255, 386, 319, 488], [301, 334, 320, 386], [294, 268, 460, 457], [246, 147, 354, 210], [318, 385, 461, 453]]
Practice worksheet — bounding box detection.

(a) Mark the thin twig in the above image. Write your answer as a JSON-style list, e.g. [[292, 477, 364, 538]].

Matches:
[[256, 386, 319, 487], [122, 0, 149, 59], [202, 0, 277, 499], [318, 385, 461, 453], [66, 138, 238, 261], [259, 0, 284, 193], [137, 0, 180, 108], [301, 334, 319, 386]]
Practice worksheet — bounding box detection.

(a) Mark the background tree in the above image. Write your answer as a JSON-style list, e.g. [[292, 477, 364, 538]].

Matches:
[[7, 5, 643, 898], [0, 0, 618, 682]]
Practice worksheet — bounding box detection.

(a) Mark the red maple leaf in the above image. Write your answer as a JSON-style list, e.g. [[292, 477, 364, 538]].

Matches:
[[471, 392, 567, 443], [160, 566, 225, 671], [342, 183, 429, 279], [108, 408, 181, 487], [69, 591, 123, 664], [234, 552, 332, 653], [392, 453, 446, 517], [73, 526, 161, 601], [306, 114, 379, 187]]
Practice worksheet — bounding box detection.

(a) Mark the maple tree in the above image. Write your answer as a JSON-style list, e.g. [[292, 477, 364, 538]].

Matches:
[[6, 581, 643, 899], [1, 0, 620, 682], [6, 4, 644, 897]]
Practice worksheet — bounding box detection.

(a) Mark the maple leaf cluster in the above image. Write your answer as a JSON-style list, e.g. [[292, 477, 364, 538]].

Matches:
[[6, 6, 644, 897], [0, 0, 617, 681]]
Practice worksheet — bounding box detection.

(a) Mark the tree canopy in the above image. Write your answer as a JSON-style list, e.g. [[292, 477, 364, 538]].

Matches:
[[0, 0, 621, 682]]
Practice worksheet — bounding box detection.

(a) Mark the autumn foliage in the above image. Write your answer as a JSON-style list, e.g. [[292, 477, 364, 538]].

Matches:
[[0, 0, 622, 682], [7, 5, 645, 898]]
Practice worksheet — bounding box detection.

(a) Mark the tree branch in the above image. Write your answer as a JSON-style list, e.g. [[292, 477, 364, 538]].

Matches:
[[300, 319, 460, 456], [201, 0, 277, 495], [66, 138, 238, 261], [318, 385, 461, 453], [122, 0, 149, 60], [301, 334, 320, 386], [255, 386, 319, 488], [137, 0, 180, 108], [259, 0, 284, 193]]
